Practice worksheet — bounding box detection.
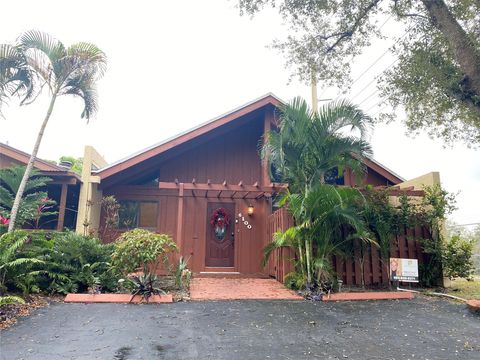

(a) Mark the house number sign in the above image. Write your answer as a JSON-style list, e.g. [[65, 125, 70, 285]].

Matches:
[[236, 213, 252, 229]]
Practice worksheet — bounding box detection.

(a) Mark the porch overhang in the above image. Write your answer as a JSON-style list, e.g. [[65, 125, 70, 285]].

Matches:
[[158, 180, 288, 199]]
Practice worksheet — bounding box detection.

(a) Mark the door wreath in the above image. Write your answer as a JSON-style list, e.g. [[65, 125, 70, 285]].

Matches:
[[210, 207, 230, 240]]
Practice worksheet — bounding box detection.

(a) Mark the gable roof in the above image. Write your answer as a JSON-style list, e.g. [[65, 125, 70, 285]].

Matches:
[[95, 93, 283, 179], [363, 156, 405, 184], [0, 142, 81, 181], [94, 93, 404, 184]]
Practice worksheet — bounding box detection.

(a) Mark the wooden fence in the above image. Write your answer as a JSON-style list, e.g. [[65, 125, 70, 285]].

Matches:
[[265, 207, 296, 282], [266, 208, 433, 286]]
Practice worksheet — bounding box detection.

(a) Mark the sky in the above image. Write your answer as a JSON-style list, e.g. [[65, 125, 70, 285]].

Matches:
[[1, 0, 479, 226]]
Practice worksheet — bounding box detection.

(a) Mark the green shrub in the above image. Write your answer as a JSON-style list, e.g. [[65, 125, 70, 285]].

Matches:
[[284, 271, 307, 290], [0, 295, 25, 306], [43, 232, 119, 294], [111, 229, 177, 276], [0, 230, 45, 295], [443, 235, 475, 280], [175, 256, 192, 289]]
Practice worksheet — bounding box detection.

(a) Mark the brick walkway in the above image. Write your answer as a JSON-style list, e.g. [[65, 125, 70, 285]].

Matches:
[[189, 277, 303, 300]]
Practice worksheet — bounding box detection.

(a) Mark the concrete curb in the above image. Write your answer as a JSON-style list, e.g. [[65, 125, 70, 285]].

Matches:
[[322, 291, 414, 302], [64, 293, 173, 303]]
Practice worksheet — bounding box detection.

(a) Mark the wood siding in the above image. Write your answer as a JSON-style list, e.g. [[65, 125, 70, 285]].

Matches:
[[159, 119, 263, 184], [101, 113, 271, 274]]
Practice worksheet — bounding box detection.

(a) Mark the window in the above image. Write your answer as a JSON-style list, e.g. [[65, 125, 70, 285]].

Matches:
[[118, 200, 158, 229]]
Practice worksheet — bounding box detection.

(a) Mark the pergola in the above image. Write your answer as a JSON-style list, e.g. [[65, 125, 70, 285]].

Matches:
[[159, 179, 288, 246], [158, 179, 288, 199]]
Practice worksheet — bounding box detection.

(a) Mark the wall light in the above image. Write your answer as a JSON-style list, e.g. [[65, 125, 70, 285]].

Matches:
[[247, 204, 254, 216]]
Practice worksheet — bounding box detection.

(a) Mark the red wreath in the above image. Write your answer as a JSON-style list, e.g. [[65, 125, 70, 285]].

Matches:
[[210, 207, 230, 228]]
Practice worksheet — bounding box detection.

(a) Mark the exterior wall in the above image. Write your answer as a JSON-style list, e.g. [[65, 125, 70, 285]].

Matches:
[[398, 172, 441, 190], [75, 146, 108, 235], [98, 115, 269, 274], [103, 186, 269, 274], [158, 119, 264, 184]]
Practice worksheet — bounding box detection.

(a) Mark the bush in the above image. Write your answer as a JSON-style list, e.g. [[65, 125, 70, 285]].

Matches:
[[111, 229, 177, 276], [43, 232, 119, 294], [443, 235, 475, 280], [0, 230, 45, 295]]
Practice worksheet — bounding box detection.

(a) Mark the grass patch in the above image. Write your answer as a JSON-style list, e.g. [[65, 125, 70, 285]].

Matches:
[[445, 275, 480, 300]]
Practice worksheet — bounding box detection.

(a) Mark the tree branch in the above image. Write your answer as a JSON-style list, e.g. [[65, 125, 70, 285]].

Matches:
[[323, 0, 383, 53]]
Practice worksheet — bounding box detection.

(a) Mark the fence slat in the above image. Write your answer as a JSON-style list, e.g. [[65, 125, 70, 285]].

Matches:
[[266, 210, 433, 286]]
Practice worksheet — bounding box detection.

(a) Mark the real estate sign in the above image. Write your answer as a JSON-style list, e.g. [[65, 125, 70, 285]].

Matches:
[[390, 258, 419, 283]]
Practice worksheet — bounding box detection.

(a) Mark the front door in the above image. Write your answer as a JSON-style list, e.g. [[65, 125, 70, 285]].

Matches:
[[205, 202, 235, 267]]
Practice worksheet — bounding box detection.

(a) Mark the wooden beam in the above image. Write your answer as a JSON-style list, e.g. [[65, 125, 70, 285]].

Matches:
[[255, 192, 265, 199], [242, 191, 251, 199], [230, 191, 237, 198], [50, 178, 77, 185], [158, 181, 287, 193], [56, 184, 68, 231], [176, 183, 185, 251]]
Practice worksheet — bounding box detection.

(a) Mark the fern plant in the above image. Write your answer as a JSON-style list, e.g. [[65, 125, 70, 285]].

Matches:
[[0, 230, 45, 295], [0, 295, 25, 306]]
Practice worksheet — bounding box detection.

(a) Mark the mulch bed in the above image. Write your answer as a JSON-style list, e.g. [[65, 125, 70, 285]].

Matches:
[[0, 294, 63, 330]]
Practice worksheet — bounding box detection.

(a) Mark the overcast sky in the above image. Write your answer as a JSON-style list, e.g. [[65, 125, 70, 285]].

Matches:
[[1, 0, 479, 226]]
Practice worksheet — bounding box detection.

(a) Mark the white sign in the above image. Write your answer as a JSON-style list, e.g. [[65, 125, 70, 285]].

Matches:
[[390, 258, 419, 283]]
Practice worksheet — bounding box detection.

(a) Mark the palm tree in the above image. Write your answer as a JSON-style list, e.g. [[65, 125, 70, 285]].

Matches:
[[262, 97, 372, 193], [264, 185, 374, 287], [0, 31, 107, 232]]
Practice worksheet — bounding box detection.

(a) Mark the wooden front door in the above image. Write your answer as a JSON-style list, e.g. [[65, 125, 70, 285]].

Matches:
[[205, 202, 235, 267]]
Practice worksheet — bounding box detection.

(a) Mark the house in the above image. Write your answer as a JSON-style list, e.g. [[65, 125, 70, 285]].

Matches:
[[0, 142, 81, 230], [75, 93, 433, 275]]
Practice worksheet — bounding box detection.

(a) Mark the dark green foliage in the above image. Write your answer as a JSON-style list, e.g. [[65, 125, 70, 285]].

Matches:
[[262, 97, 372, 193], [111, 229, 177, 276], [0, 230, 45, 295], [1, 231, 118, 295], [126, 273, 165, 302], [42, 232, 118, 294], [0, 166, 56, 228], [239, 0, 480, 145], [443, 235, 475, 280], [284, 271, 307, 290]]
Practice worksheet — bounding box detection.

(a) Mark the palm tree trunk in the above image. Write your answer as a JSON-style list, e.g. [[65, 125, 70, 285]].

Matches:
[[7, 94, 57, 232], [305, 238, 312, 285], [297, 244, 306, 279]]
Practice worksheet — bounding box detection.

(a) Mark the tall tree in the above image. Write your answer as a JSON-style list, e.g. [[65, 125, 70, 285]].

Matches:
[[239, 0, 480, 144], [0, 31, 106, 232], [262, 97, 373, 193]]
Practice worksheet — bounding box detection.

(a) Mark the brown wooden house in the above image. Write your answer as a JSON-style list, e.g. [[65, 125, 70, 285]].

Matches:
[[0, 142, 81, 230], [83, 94, 406, 275]]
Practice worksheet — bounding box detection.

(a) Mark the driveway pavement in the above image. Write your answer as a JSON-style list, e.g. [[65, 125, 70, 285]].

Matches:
[[0, 297, 478, 360]]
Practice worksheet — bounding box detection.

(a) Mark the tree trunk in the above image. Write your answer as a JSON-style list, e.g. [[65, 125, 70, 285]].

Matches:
[[7, 94, 57, 232], [421, 0, 480, 98], [305, 238, 312, 285]]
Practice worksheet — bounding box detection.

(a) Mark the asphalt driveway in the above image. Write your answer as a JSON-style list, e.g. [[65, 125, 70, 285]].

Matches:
[[1, 297, 478, 360]]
